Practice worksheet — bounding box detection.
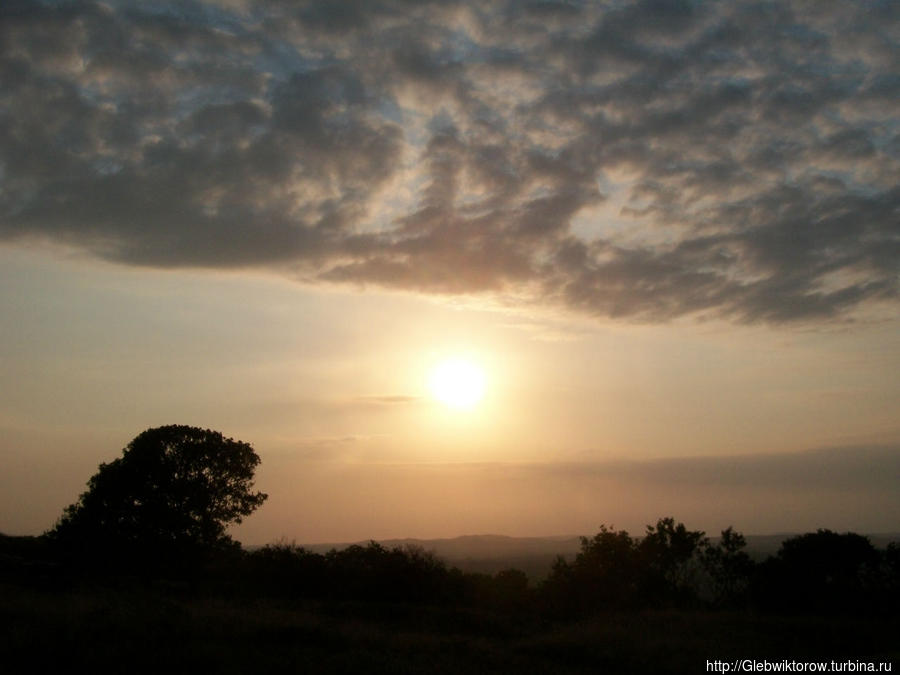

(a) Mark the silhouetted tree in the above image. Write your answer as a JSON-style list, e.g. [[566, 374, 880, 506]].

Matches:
[[47, 425, 267, 565], [543, 525, 640, 612], [754, 529, 880, 612], [637, 517, 707, 606], [542, 518, 709, 613], [882, 542, 900, 609], [700, 526, 753, 607]]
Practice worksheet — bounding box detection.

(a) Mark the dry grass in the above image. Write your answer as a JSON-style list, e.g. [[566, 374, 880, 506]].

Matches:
[[3, 581, 897, 674]]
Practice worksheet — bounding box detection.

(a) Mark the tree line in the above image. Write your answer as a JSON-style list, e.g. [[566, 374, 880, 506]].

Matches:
[[231, 519, 899, 616], [6, 425, 896, 617]]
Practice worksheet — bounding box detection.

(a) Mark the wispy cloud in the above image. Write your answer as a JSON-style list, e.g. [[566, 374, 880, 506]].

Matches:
[[542, 444, 900, 493], [2, 0, 897, 323], [354, 395, 421, 405]]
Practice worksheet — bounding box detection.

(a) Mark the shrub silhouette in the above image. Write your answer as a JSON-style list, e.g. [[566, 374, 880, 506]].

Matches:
[[243, 541, 463, 605], [881, 542, 900, 611], [242, 541, 328, 599], [48, 425, 267, 565]]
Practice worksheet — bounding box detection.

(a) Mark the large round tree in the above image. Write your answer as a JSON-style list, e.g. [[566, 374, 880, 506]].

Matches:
[[49, 426, 267, 553]]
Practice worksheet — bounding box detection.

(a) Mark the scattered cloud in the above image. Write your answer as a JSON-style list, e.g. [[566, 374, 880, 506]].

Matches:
[[2, 0, 898, 323]]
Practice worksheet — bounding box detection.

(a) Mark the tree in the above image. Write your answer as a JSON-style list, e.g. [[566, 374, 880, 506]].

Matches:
[[637, 517, 707, 606], [48, 425, 267, 556], [755, 529, 880, 612], [574, 525, 641, 607], [542, 525, 640, 612], [700, 526, 753, 607]]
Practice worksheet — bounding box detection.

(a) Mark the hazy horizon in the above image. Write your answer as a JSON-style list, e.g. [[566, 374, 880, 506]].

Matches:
[[2, 1, 898, 544]]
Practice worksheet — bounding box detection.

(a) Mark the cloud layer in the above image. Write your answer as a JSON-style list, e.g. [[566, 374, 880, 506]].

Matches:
[[2, 0, 898, 322]]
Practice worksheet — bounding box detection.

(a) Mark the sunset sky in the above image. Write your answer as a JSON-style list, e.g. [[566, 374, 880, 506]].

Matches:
[[1, 0, 898, 544]]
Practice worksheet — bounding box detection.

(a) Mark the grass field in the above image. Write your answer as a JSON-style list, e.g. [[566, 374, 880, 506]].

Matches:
[[3, 579, 897, 674]]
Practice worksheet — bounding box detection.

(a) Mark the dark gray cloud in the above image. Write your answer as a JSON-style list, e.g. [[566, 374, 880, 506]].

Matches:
[[2, 0, 898, 323]]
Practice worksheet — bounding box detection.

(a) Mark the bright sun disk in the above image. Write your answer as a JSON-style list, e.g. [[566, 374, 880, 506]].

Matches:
[[428, 358, 486, 410]]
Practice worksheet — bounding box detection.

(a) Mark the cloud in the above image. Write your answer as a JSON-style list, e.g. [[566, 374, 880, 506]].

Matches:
[[354, 395, 421, 405], [271, 445, 900, 536], [512, 444, 900, 532], [550, 445, 900, 493], [1, 0, 898, 323]]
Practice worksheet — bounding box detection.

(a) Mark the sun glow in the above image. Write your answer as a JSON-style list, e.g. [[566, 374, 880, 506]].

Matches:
[[428, 357, 486, 410]]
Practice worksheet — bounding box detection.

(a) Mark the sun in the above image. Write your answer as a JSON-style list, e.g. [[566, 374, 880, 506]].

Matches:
[[428, 357, 486, 410]]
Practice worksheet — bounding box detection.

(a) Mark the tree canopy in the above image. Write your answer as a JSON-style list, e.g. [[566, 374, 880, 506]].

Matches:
[[49, 425, 267, 554]]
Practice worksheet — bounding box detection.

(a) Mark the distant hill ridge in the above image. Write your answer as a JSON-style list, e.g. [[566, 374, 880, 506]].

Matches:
[[300, 532, 900, 557], [303, 534, 582, 559], [290, 532, 900, 580]]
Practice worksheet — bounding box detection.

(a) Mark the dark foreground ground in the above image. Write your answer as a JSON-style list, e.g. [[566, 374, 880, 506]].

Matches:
[[3, 580, 897, 675]]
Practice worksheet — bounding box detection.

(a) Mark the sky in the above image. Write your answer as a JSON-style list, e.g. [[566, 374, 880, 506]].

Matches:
[[1, 0, 898, 544]]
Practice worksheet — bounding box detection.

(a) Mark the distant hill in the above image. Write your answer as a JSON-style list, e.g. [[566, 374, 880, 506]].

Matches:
[[296, 531, 900, 581], [303, 534, 582, 581]]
